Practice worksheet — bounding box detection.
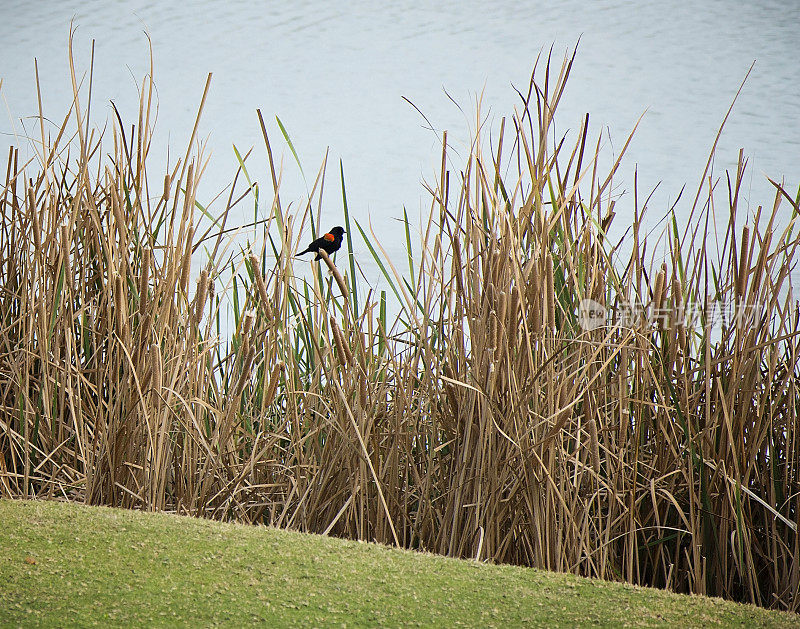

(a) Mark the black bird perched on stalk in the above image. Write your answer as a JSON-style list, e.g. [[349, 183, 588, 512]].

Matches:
[[297, 226, 345, 260]]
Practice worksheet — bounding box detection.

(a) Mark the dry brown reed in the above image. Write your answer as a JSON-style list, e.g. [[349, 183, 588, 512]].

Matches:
[[1, 44, 798, 611]]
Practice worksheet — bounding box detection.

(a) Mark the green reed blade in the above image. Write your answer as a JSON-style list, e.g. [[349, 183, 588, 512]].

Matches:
[[276, 116, 306, 185], [403, 208, 415, 287], [340, 161, 358, 320]]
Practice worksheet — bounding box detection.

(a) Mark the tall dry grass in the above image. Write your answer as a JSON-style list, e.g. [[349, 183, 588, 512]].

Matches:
[[1, 42, 798, 610]]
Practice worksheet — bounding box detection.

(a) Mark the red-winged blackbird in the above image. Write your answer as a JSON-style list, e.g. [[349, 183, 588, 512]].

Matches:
[[297, 226, 346, 260]]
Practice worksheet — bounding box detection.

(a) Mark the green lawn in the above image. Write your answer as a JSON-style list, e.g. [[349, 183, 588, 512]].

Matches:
[[1, 499, 796, 627]]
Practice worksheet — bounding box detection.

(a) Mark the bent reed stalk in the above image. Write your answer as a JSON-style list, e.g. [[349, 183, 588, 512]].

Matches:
[[1, 43, 799, 611]]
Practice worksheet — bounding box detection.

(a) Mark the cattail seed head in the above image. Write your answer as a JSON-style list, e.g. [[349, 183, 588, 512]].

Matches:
[[488, 309, 499, 352], [330, 316, 353, 366], [234, 339, 255, 399], [150, 343, 163, 395], [264, 361, 285, 407], [193, 268, 209, 324], [498, 291, 508, 329], [508, 285, 520, 329], [737, 224, 750, 302], [139, 247, 151, 315], [179, 227, 193, 297], [526, 258, 541, 333], [162, 174, 171, 203], [652, 263, 667, 327], [249, 254, 273, 320], [241, 311, 255, 337], [114, 273, 127, 331]]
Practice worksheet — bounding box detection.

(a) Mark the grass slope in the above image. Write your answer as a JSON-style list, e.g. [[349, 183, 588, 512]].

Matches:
[[1, 500, 795, 628]]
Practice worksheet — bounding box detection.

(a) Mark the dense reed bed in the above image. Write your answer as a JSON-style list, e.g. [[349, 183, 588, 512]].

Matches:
[[1, 45, 798, 610]]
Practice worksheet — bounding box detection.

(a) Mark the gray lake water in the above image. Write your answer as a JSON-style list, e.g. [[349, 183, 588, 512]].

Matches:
[[2, 1, 799, 286]]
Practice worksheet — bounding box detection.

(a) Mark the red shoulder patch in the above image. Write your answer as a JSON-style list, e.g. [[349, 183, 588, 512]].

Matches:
[[323, 233, 335, 242]]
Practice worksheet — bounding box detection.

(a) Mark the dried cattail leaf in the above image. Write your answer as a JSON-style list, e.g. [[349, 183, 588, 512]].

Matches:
[[749, 230, 772, 304], [586, 416, 600, 475], [30, 188, 41, 253], [179, 225, 193, 296], [139, 313, 153, 349], [112, 191, 126, 240], [114, 273, 128, 338], [546, 252, 556, 332], [359, 375, 368, 410], [37, 300, 47, 336], [59, 222, 72, 283], [442, 362, 460, 416]]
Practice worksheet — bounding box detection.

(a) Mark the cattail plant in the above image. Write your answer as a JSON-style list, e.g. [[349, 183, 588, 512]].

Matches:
[[1, 41, 798, 612]]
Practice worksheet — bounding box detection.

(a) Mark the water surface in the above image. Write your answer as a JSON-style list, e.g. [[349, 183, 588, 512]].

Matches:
[[2, 1, 798, 277]]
